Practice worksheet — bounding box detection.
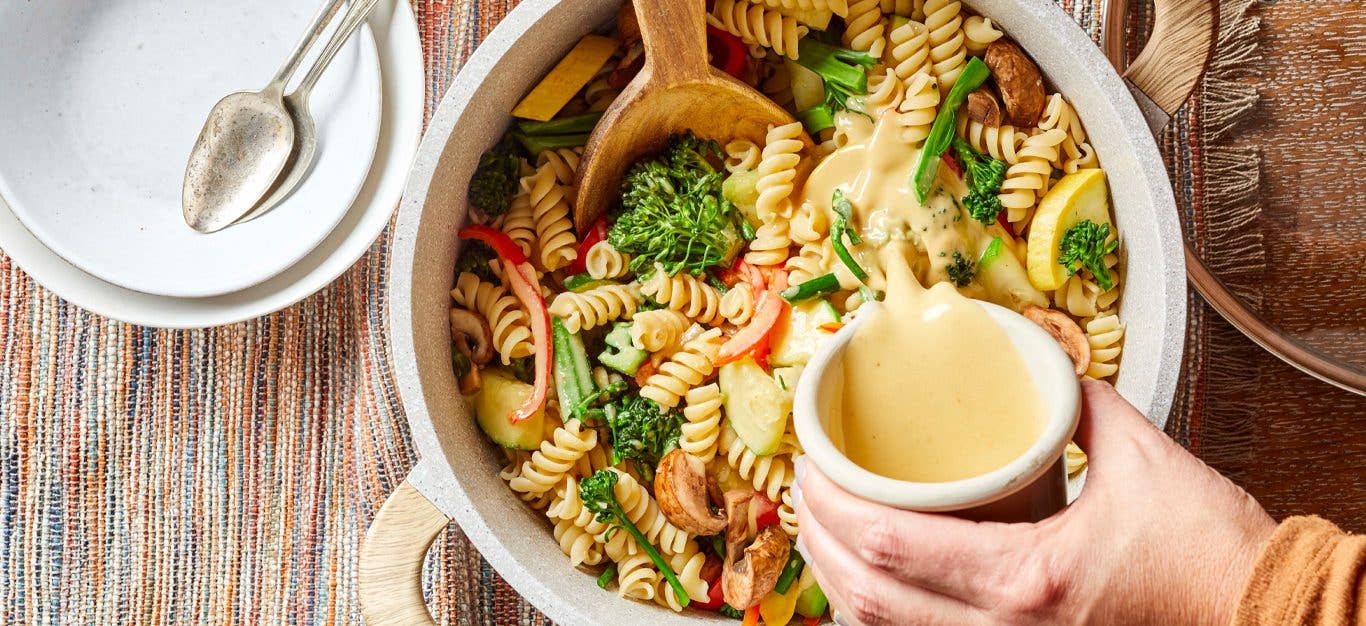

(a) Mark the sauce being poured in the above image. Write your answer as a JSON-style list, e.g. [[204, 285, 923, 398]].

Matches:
[[836, 245, 1044, 483]]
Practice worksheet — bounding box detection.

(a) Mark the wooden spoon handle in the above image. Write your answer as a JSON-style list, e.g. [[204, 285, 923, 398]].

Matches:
[[635, 0, 710, 86]]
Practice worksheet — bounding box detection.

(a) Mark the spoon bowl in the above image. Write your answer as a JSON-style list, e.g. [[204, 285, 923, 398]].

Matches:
[[182, 90, 295, 233], [793, 300, 1081, 520], [572, 0, 811, 232]]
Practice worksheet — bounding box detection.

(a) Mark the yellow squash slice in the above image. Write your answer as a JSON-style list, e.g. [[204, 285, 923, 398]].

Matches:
[[1026, 168, 1112, 290], [512, 35, 619, 122]]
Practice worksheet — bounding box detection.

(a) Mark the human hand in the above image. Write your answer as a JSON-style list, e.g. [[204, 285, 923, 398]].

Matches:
[[792, 379, 1277, 626]]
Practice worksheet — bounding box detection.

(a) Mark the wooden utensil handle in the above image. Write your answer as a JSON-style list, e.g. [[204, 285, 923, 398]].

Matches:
[[1102, 0, 1217, 114], [635, 0, 710, 85], [359, 478, 449, 626]]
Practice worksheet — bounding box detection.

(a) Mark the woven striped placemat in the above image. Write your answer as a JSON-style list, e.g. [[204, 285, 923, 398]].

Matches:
[[0, 0, 1262, 623]]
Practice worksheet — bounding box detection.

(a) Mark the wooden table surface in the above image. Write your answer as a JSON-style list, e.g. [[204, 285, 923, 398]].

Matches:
[[1191, 0, 1364, 532]]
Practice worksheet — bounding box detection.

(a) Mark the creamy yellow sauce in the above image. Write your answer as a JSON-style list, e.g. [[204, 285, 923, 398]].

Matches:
[[835, 246, 1044, 482]]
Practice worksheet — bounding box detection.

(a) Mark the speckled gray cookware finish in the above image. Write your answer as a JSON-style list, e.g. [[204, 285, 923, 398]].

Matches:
[[387, 0, 1187, 623]]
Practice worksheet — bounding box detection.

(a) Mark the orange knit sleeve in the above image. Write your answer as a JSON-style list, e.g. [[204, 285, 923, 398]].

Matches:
[[1233, 516, 1366, 626]]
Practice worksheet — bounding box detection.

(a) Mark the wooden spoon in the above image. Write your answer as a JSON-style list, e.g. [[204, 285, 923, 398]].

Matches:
[[572, 0, 811, 232]]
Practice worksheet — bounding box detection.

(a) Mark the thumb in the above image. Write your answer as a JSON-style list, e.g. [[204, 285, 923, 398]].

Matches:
[[1072, 379, 1164, 473]]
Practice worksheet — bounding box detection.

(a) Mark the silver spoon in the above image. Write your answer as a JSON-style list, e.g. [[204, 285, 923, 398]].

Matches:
[[235, 0, 384, 226], [181, 0, 349, 234]]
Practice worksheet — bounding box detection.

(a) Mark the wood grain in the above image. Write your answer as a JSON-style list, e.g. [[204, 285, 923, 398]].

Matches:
[[359, 480, 448, 626], [1192, 0, 1365, 532], [1124, 0, 1217, 114]]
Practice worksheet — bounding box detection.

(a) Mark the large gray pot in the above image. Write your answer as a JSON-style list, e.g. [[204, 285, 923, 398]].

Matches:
[[361, 0, 1212, 623]]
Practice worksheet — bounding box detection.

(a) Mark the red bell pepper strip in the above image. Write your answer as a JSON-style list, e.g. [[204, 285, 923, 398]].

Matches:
[[706, 25, 747, 79], [742, 605, 761, 626], [941, 149, 963, 178], [566, 216, 609, 275], [717, 271, 789, 366], [458, 225, 551, 424], [752, 493, 781, 530], [803, 616, 821, 626], [818, 322, 844, 333]]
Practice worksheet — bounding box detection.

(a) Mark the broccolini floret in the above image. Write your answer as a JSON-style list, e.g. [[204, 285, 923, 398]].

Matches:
[[1058, 220, 1120, 290], [793, 38, 878, 133], [953, 138, 1008, 224], [454, 239, 499, 284], [606, 395, 681, 482], [579, 470, 690, 607], [609, 133, 742, 276], [946, 250, 976, 287], [468, 134, 523, 216]]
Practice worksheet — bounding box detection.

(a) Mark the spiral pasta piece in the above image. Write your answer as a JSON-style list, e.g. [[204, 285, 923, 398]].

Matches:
[[641, 327, 725, 409], [784, 239, 832, 285], [629, 308, 691, 353], [760, 0, 849, 18], [923, 0, 966, 93], [1038, 94, 1097, 173], [789, 202, 829, 245], [536, 147, 584, 186], [778, 488, 799, 537], [610, 469, 693, 555], [451, 272, 534, 364], [746, 217, 792, 267], [999, 128, 1065, 227], [679, 383, 724, 462], [719, 426, 794, 501], [583, 241, 630, 280], [1083, 310, 1125, 380], [654, 545, 711, 610], [882, 0, 916, 15], [843, 0, 887, 58], [552, 518, 605, 567], [640, 265, 725, 325], [522, 165, 578, 271], [718, 283, 758, 327], [756, 122, 805, 222], [896, 69, 940, 146], [724, 138, 762, 173], [508, 419, 599, 496], [885, 19, 931, 80], [962, 15, 1003, 55], [500, 451, 554, 510], [1065, 441, 1089, 477], [1053, 253, 1120, 318], [710, 0, 806, 60], [957, 112, 1029, 164], [498, 186, 537, 257], [549, 475, 628, 559], [572, 441, 614, 479], [616, 553, 659, 600], [864, 67, 904, 116], [548, 282, 642, 334]]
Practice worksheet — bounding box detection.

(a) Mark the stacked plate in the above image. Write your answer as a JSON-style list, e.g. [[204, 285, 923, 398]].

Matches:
[[0, 0, 424, 328]]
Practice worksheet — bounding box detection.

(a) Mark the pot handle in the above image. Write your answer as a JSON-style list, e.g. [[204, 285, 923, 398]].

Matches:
[[1102, 0, 1217, 114], [359, 476, 449, 626]]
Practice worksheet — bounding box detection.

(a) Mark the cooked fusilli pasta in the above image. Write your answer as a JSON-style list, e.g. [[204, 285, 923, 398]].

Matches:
[[640, 265, 725, 325], [746, 217, 793, 267], [923, 0, 966, 93], [629, 308, 691, 353], [498, 185, 537, 257], [957, 113, 1030, 164], [522, 165, 578, 271], [548, 282, 642, 334], [999, 128, 1066, 228], [865, 67, 904, 115], [962, 15, 1003, 55], [611, 468, 693, 555], [616, 553, 659, 600], [785, 239, 831, 285], [843, 0, 887, 58], [1038, 94, 1097, 172], [778, 488, 799, 536], [719, 426, 794, 501], [654, 546, 711, 610], [710, 0, 807, 60], [536, 147, 584, 186], [756, 122, 805, 221], [451, 272, 535, 364], [724, 138, 762, 173], [718, 283, 758, 326], [885, 18, 931, 80], [761, 0, 850, 18], [584, 241, 630, 280], [897, 69, 940, 145], [552, 517, 605, 567], [641, 327, 725, 409], [1083, 310, 1125, 380], [508, 419, 599, 496], [679, 383, 724, 462], [789, 201, 829, 245]]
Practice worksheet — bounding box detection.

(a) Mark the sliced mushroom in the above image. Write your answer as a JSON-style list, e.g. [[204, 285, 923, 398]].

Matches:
[[1023, 305, 1090, 376], [656, 450, 728, 535], [450, 308, 494, 394], [722, 525, 791, 610], [616, 2, 640, 44], [967, 88, 1002, 126], [984, 40, 1046, 127], [723, 490, 754, 563]]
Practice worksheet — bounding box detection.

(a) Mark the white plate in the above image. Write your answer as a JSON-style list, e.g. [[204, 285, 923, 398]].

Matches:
[[0, 0, 382, 298], [0, 1, 422, 328]]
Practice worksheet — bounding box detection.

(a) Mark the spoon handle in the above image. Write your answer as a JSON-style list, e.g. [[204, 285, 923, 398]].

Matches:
[[269, 0, 351, 91], [635, 0, 710, 86], [290, 0, 383, 101]]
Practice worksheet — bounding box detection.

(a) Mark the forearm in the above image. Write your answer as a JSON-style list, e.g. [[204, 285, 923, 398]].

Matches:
[[1233, 516, 1366, 626]]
